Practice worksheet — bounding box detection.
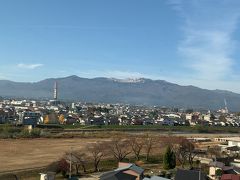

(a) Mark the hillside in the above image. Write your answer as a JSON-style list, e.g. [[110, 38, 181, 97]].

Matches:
[[0, 75, 239, 111]]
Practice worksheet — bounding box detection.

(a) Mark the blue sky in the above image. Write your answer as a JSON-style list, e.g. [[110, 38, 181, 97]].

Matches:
[[1, 0, 240, 92]]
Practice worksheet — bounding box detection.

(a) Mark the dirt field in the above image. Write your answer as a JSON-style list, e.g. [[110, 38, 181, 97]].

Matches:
[[0, 132, 238, 173], [0, 138, 103, 172]]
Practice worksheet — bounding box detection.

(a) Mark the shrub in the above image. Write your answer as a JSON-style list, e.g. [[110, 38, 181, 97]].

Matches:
[[163, 146, 176, 170], [20, 128, 41, 138], [20, 129, 31, 138], [31, 128, 41, 138], [216, 169, 223, 177], [0, 125, 22, 138]]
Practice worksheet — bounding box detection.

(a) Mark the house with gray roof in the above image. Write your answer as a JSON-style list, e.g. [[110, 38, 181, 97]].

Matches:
[[100, 162, 144, 180]]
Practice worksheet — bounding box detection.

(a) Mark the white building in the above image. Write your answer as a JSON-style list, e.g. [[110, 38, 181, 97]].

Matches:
[[185, 114, 192, 121], [228, 138, 240, 147], [203, 114, 211, 121]]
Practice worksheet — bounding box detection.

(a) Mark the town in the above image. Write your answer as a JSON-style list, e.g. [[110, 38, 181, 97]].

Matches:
[[0, 83, 238, 128], [1, 83, 240, 180]]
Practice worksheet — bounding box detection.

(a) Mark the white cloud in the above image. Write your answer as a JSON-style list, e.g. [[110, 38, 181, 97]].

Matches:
[[179, 30, 234, 80], [169, 0, 240, 82], [17, 63, 43, 69]]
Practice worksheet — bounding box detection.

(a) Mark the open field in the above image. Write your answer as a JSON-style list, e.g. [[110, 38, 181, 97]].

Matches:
[[0, 130, 239, 174], [0, 138, 105, 173]]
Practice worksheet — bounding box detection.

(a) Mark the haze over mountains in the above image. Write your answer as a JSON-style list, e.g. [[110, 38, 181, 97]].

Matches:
[[0, 75, 239, 111]]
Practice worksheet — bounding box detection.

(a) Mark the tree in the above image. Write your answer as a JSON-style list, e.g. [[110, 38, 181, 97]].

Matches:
[[58, 114, 65, 124], [44, 113, 59, 124], [175, 139, 198, 169], [71, 152, 88, 174], [58, 158, 70, 177], [219, 115, 226, 122], [173, 139, 199, 169], [108, 139, 131, 162], [216, 169, 223, 179], [44, 115, 50, 124], [186, 142, 199, 169], [173, 143, 188, 168], [130, 137, 144, 160], [48, 112, 59, 124], [88, 142, 105, 172], [144, 135, 154, 161], [160, 136, 186, 167], [148, 111, 158, 120], [163, 146, 176, 170]]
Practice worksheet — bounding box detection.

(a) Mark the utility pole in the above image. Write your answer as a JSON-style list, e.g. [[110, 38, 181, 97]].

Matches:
[[199, 159, 201, 180], [69, 147, 73, 179]]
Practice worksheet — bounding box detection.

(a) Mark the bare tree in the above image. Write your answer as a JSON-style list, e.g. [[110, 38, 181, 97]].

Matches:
[[88, 142, 105, 172], [173, 144, 188, 168], [173, 139, 199, 169], [187, 142, 199, 169], [108, 139, 132, 162], [65, 151, 88, 175], [71, 152, 88, 174], [144, 134, 154, 161], [130, 137, 144, 160]]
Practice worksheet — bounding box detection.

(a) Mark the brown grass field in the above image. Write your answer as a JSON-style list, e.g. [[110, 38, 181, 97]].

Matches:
[[0, 132, 238, 174], [0, 138, 103, 173]]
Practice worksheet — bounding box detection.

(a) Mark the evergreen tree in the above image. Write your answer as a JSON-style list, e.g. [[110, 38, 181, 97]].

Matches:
[[170, 150, 176, 169], [163, 146, 176, 170]]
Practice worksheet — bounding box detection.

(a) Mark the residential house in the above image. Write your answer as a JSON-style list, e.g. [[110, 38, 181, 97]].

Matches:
[[0, 109, 7, 123], [39, 172, 55, 180], [175, 169, 207, 180], [119, 115, 132, 125], [221, 174, 240, 180], [202, 114, 211, 121], [21, 111, 41, 126], [88, 116, 105, 125], [65, 115, 78, 125], [100, 162, 144, 180], [143, 118, 154, 125], [143, 176, 170, 180], [106, 116, 120, 125], [209, 161, 227, 179], [231, 159, 240, 168], [185, 113, 193, 121], [228, 138, 240, 147], [209, 161, 240, 179], [132, 119, 143, 125], [226, 146, 240, 156], [161, 118, 175, 126]]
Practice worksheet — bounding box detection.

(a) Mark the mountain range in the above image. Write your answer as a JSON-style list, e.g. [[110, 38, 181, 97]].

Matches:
[[0, 75, 239, 111]]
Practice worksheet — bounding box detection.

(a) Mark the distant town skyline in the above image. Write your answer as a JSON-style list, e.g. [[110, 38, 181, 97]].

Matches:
[[1, 0, 240, 92]]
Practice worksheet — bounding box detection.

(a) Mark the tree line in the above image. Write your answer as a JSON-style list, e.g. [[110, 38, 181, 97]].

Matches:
[[56, 134, 199, 177]]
